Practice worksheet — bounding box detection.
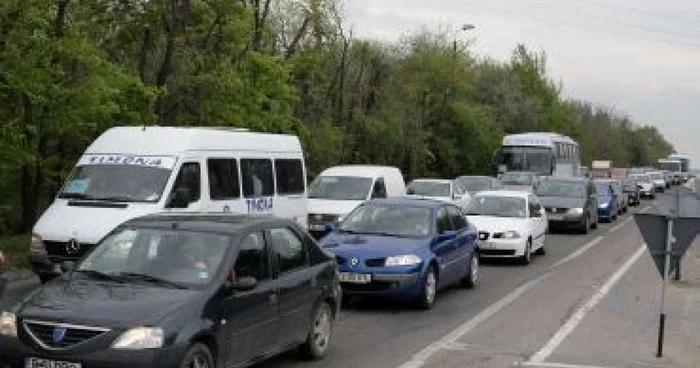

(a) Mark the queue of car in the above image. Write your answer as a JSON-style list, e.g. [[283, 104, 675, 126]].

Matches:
[[0, 126, 676, 368]]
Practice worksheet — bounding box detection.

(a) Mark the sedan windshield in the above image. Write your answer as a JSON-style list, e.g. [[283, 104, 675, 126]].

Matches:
[[78, 228, 230, 288], [536, 181, 586, 198], [631, 175, 651, 183], [500, 173, 535, 186], [407, 181, 451, 197], [339, 205, 432, 238], [59, 165, 172, 202], [456, 177, 493, 193], [466, 196, 526, 218], [308, 176, 373, 200]]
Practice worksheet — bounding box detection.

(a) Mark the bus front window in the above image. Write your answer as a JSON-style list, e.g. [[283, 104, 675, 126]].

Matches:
[[500, 147, 553, 176]]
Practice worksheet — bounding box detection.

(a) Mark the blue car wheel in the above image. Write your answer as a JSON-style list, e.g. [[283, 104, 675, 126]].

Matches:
[[417, 267, 437, 310]]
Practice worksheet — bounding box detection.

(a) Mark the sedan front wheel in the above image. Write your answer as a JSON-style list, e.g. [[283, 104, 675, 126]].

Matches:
[[417, 267, 438, 310]]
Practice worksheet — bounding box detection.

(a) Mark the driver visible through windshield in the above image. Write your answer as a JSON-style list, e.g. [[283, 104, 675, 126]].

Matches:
[[339, 204, 433, 238], [78, 228, 231, 288]]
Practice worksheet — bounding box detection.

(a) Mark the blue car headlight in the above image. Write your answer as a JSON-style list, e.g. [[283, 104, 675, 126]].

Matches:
[[385, 254, 422, 267], [599, 202, 609, 209]]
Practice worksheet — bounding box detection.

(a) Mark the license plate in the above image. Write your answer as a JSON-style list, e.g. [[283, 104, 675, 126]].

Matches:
[[26, 358, 82, 368], [308, 224, 327, 231], [548, 214, 564, 221], [338, 272, 372, 284]]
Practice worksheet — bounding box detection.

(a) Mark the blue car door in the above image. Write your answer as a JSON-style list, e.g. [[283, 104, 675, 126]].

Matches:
[[434, 207, 460, 286], [446, 205, 475, 270]]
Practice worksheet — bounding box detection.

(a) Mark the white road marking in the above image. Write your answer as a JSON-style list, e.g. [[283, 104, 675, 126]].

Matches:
[[527, 244, 646, 364], [607, 217, 633, 234], [548, 236, 604, 270], [395, 273, 551, 368], [523, 362, 621, 368]]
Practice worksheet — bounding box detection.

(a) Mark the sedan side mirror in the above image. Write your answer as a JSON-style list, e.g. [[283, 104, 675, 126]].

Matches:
[[226, 277, 258, 293], [437, 230, 457, 242]]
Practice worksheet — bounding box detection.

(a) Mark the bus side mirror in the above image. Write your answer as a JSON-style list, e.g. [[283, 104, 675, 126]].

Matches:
[[167, 187, 192, 209]]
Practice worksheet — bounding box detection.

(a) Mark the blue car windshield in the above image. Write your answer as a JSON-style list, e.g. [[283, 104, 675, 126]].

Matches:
[[339, 205, 433, 238]]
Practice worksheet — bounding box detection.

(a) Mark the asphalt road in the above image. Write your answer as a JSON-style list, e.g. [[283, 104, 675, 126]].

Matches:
[[0, 202, 654, 368]]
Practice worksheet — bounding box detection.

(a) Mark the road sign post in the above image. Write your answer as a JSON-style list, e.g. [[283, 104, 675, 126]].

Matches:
[[634, 186, 700, 358]]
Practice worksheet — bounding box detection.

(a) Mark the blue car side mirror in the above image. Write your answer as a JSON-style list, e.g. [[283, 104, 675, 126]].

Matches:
[[438, 230, 457, 242]]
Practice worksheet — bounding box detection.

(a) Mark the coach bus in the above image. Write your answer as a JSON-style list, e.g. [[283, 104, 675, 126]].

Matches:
[[495, 132, 581, 178]]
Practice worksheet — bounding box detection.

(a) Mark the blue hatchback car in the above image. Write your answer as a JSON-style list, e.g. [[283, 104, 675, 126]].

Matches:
[[595, 181, 618, 222], [320, 198, 479, 309]]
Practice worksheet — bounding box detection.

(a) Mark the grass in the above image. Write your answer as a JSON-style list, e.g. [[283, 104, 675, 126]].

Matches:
[[0, 233, 29, 269]]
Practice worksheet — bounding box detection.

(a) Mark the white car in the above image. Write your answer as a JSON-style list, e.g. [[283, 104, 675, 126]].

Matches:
[[647, 171, 666, 193], [406, 179, 471, 209], [630, 174, 655, 199], [465, 191, 547, 265]]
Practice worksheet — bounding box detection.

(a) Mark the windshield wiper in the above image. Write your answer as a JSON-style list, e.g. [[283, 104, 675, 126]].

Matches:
[[74, 269, 123, 282], [60, 193, 93, 200], [91, 195, 137, 203], [116, 272, 188, 289]]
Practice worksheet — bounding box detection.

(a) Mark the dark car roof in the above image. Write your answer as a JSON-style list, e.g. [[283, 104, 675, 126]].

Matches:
[[122, 213, 295, 235], [365, 198, 447, 209]]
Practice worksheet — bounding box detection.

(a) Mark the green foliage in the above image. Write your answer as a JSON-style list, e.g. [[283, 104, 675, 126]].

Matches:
[[0, 0, 675, 235], [0, 233, 30, 268]]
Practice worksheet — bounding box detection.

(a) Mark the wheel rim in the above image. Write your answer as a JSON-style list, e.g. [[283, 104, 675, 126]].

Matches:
[[425, 271, 436, 304], [187, 354, 209, 368], [312, 306, 332, 351], [470, 255, 479, 282]]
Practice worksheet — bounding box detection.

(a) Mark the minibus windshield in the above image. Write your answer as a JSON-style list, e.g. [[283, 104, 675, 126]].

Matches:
[[59, 164, 172, 202]]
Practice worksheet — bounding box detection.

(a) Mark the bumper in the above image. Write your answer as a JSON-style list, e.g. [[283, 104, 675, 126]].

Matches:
[[598, 207, 614, 219], [340, 270, 423, 299], [0, 336, 185, 368], [479, 238, 527, 258], [547, 213, 585, 228]]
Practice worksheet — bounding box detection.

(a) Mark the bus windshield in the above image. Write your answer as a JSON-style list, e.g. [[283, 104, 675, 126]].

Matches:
[[500, 146, 553, 176], [658, 162, 681, 172]]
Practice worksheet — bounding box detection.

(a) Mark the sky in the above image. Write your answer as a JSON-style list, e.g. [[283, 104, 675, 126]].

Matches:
[[345, 0, 700, 167]]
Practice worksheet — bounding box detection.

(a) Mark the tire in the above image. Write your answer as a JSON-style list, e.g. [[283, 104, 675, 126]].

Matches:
[[417, 267, 438, 310], [519, 240, 532, 266], [299, 302, 334, 360], [534, 240, 546, 256], [461, 252, 479, 288], [38, 273, 55, 284], [180, 343, 214, 368], [579, 214, 590, 234]]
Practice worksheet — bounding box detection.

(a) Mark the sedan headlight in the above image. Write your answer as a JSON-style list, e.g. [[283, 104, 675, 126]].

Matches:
[[111, 327, 164, 350], [30, 233, 46, 254], [385, 254, 422, 267], [499, 230, 520, 239], [567, 208, 584, 215], [0, 311, 17, 337]]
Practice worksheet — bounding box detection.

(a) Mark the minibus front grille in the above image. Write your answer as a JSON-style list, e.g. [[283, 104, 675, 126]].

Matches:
[[44, 241, 94, 259]]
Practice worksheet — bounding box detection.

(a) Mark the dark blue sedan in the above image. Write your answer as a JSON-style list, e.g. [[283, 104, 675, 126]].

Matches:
[[320, 198, 479, 309], [595, 181, 619, 222]]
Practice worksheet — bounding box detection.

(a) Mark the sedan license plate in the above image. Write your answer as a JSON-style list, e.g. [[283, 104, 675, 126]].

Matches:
[[548, 214, 564, 221], [308, 224, 327, 231], [338, 272, 371, 284], [26, 358, 82, 368]]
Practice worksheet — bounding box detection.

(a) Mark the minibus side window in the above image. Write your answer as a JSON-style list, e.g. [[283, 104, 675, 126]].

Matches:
[[167, 162, 201, 208], [208, 159, 240, 200], [241, 159, 274, 197], [275, 159, 305, 195]]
